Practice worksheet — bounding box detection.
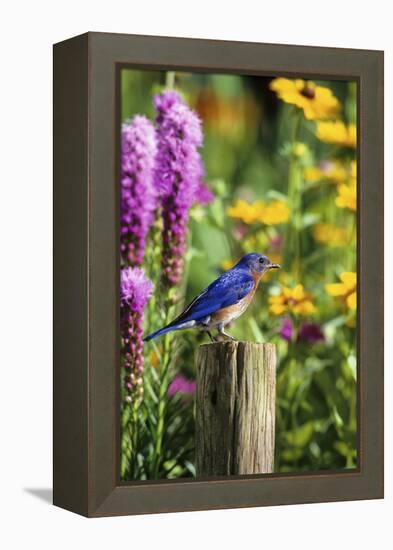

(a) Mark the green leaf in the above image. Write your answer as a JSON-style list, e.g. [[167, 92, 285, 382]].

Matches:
[[282, 421, 314, 447], [301, 212, 320, 227], [248, 317, 265, 343], [184, 460, 196, 477]]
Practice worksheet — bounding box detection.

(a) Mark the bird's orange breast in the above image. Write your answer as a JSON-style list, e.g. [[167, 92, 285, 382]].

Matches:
[[211, 292, 253, 323], [211, 273, 262, 325]]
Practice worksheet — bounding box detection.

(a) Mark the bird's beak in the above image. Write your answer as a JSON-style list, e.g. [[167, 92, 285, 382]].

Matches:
[[268, 263, 281, 269]]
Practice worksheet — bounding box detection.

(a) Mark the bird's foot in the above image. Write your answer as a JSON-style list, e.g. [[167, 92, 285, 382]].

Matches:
[[216, 330, 236, 342], [206, 328, 236, 343]]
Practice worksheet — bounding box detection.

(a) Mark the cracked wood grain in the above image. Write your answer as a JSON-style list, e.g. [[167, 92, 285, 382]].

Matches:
[[196, 341, 276, 476]]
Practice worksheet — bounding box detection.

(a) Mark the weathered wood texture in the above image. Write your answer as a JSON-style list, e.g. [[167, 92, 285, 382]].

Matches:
[[196, 341, 276, 476]]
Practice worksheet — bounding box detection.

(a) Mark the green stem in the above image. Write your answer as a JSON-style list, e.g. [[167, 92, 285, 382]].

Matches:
[[150, 226, 193, 479], [120, 404, 130, 479], [151, 320, 172, 479], [165, 71, 176, 89], [129, 400, 140, 478], [284, 110, 303, 280]]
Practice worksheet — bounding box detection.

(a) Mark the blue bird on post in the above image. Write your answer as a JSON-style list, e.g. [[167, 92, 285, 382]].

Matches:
[[143, 253, 280, 343]]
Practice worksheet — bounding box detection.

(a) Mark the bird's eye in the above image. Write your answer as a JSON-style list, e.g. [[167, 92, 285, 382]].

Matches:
[[259, 258, 265, 264]]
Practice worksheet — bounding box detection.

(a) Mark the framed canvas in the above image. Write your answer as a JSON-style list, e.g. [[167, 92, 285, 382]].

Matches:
[[53, 32, 384, 517]]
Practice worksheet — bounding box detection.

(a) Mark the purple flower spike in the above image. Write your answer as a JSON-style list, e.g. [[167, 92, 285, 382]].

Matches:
[[120, 267, 153, 403], [121, 267, 154, 312], [298, 323, 325, 344], [153, 90, 205, 286], [279, 318, 293, 342], [168, 374, 196, 397], [194, 181, 215, 205], [121, 115, 157, 266]]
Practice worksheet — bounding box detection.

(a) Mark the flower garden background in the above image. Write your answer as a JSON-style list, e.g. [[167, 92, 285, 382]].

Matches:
[[120, 69, 357, 481]]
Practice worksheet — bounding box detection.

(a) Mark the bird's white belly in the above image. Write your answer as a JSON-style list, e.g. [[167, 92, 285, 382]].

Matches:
[[208, 310, 244, 328], [207, 292, 255, 328]]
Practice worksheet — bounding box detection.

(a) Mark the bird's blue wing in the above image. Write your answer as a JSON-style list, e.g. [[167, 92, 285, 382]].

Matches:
[[170, 269, 255, 326]]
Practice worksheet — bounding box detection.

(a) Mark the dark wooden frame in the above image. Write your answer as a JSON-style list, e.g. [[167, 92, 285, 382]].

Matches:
[[53, 32, 384, 517]]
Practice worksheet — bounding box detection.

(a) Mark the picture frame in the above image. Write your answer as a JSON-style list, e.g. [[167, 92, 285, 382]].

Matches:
[[53, 32, 384, 517]]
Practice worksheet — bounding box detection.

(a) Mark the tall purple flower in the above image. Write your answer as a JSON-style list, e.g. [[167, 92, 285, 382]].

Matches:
[[153, 90, 205, 286], [121, 115, 157, 266], [120, 267, 153, 403]]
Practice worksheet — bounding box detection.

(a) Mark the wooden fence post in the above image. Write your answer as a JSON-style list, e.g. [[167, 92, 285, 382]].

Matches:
[[196, 341, 276, 476]]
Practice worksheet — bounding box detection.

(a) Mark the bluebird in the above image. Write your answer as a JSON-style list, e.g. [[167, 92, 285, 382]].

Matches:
[[144, 253, 280, 342]]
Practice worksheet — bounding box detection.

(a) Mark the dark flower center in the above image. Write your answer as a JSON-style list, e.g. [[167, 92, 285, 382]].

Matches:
[[301, 84, 315, 99]]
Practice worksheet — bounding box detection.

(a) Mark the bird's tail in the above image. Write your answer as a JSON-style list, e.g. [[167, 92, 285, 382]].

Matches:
[[143, 319, 196, 342], [143, 324, 176, 342]]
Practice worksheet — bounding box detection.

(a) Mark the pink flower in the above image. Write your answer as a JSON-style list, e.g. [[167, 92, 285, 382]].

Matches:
[[279, 318, 293, 342], [298, 323, 325, 344], [168, 374, 196, 397], [194, 182, 215, 205]]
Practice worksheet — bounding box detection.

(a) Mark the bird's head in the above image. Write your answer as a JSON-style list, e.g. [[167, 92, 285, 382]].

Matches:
[[236, 252, 281, 275]]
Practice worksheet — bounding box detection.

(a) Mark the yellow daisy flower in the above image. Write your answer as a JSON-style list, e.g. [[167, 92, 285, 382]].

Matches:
[[269, 284, 316, 316], [349, 160, 357, 184], [260, 201, 290, 225], [227, 199, 256, 224], [304, 160, 349, 185], [316, 120, 357, 148], [270, 78, 341, 120], [312, 224, 348, 246], [325, 272, 357, 311], [227, 199, 290, 225], [336, 182, 357, 211]]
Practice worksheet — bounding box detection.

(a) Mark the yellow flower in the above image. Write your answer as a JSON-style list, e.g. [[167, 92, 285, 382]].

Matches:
[[261, 201, 290, 225], [227, 199, 258, 224], [149, 349, 160, 368], [270, 78, 341, 120], [293, 142, 309, 157], [267, 252, 282, 266], [304, 160, 349, 185], [316, 121, 357, 148], [325, 272, 357, 310], [312, 223, 348, 246], [349, 160, 357, 185], [306, 159, 357, 211], [227, 199, 290, 225], [221, 259, 235, 271], [336, 182, 357, 211], [269, 284, 316, 316]]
